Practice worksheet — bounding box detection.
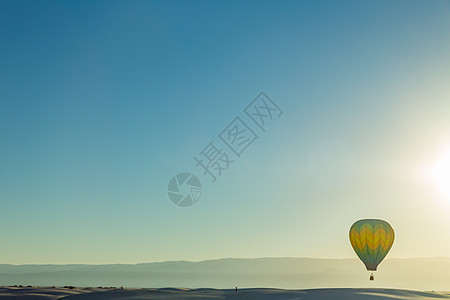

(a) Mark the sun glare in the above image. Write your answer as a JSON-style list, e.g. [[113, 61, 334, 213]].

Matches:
[[432, 150, 450, 198]]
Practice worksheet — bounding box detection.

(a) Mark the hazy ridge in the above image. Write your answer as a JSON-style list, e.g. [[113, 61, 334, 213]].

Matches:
[[1, 257, 449, 290]]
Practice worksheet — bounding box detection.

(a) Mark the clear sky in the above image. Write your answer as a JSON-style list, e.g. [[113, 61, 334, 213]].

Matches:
[[0, 0, 449, 264]]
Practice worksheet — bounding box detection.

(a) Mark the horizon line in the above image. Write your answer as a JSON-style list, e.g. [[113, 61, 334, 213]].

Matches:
[[1, 256, 449, 266]]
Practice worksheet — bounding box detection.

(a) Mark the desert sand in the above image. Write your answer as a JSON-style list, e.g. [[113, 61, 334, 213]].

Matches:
[[0, 287, 449, 299]]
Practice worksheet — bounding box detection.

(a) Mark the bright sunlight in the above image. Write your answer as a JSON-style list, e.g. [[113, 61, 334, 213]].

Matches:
[[432, 149, 450, 198]]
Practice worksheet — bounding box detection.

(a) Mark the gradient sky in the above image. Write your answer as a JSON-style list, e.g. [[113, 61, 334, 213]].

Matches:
[[1, 0, 450, 264]]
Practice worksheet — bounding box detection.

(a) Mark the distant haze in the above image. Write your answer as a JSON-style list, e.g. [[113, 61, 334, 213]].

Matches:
[[1, 257, 449, 291]]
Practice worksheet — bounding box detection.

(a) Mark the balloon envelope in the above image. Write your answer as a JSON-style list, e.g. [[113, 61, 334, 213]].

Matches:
[[349, 219, 394, 271]]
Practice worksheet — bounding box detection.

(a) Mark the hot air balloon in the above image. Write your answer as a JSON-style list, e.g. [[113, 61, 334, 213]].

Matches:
[[349, 219, 394, 280]]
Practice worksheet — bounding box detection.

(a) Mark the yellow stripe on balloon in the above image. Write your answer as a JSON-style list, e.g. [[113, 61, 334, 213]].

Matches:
[[350, 228, 361, 250], [373, 228, 384, 249], [350, 226, 393, 251], [355, 233, 362, 250], [380, 228, 387, 249], [384, 230, 394, 251], [363, 228, 374, 250], [360, 228, 367, 249]]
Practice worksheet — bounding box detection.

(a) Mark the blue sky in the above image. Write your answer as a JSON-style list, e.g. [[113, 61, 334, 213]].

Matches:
[[1, 0, 450, 264]]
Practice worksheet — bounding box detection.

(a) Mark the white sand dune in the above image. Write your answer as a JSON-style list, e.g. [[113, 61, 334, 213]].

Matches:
[[0, 286, 96, 299], [1, 287, 450, 299]]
